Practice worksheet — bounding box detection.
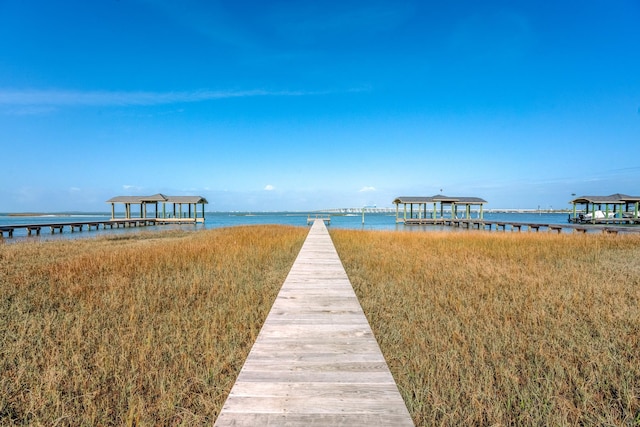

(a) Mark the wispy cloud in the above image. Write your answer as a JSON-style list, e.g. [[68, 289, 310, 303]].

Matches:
[[122, 185, 144, 192], [1, 106, 57, 116], [264, 184, 275, 191], [359, 186, 376, 192], [0, 88, 322, 107]]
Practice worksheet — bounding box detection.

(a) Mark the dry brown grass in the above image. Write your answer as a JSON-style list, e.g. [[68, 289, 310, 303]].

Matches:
[[0, 226, 307, 425], [331, 229, 640, 426], [3, 225, 639, 426]]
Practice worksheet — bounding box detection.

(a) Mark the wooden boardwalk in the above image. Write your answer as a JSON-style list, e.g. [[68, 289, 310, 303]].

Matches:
[[215, 220, 413, 426]]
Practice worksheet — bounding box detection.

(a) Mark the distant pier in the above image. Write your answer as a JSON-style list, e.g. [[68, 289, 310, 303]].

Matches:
[[0, 217, 200, 239], [402, 218, 640, 234], [394, 193, 640, 234], [307, 214, 331, 225], [1, 193, 209, 239]]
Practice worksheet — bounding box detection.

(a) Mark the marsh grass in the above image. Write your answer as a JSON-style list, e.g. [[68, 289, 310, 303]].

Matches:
[[0, 226, 307, 425], [331, 230, 640, 426], [3, 225, 639, 426]]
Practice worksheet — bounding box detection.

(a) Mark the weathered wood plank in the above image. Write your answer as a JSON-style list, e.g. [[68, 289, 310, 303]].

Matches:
[[216, 413, 413, 426], [214, 219, 413, 426]]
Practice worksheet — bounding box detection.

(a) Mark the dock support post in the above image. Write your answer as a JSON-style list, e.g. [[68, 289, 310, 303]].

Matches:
[[27, 227, 41, 236], [50, 225, 64, 234]]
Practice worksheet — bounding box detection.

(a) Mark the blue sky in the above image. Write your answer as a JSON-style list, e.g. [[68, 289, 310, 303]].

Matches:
[[1, 1, 639, 212]]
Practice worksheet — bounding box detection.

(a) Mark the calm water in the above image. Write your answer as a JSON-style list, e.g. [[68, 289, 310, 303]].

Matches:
[[0, 211, 574, 242]]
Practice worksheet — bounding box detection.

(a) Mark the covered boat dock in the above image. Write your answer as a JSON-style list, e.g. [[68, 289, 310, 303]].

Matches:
[[393, 195, 487, 224], [106, 194, 208, 223], [569, 193, 640, 224]]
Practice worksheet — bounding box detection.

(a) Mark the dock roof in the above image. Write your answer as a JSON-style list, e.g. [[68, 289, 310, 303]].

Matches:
[[570, 193, 640, 204], [435, 195, 487, 204], [164, 195, 208, 204], [392, 196, 435, 204], [106, 194, 208, 204], [393, 195, 487, 205]]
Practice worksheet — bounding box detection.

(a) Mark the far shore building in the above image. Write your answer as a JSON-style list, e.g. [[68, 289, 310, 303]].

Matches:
[[569, 193, 640, 222], [393, 195, 487, 223], [106, 194, 208, 223]]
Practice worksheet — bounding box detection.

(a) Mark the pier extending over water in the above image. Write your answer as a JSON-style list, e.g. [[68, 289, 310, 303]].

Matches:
[[306, 214, 331, 225], [394, 193, 640, 234], [1, 193, 209, 239], [0, 217, 199, 238], [403, 217, 640, 234], [107, 193, 208, 222]]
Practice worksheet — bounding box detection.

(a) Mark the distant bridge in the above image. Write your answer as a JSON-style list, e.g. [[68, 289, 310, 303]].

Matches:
[[316, 207, 572, 215], [315, 207, 396, 214]]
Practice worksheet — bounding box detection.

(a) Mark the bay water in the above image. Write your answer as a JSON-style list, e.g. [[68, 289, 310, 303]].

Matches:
[[0, 211, 573, 242]]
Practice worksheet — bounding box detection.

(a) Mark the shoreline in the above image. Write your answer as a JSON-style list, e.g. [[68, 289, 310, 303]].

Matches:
[[3, 208, 574, 216], [4, 212, 111, 217]]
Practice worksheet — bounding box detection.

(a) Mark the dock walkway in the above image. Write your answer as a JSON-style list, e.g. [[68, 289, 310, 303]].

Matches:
[[215, 220, 413, 426], [403, 218, 640, 234], [0, 217, 200, 238]]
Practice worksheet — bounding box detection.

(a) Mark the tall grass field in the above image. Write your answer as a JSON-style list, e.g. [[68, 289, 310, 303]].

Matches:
[[0, 226, 307, 425], [331, 229, 640, 426], [1, 226, 639, 425]]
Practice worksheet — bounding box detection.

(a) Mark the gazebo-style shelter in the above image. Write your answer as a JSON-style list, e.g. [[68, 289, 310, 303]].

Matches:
[[106, 193, 208, 223], [393, 195, 487, 223], [569, 193, 640, 223], [392, 196, 434, 222], [434, 195, 487, 220]]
